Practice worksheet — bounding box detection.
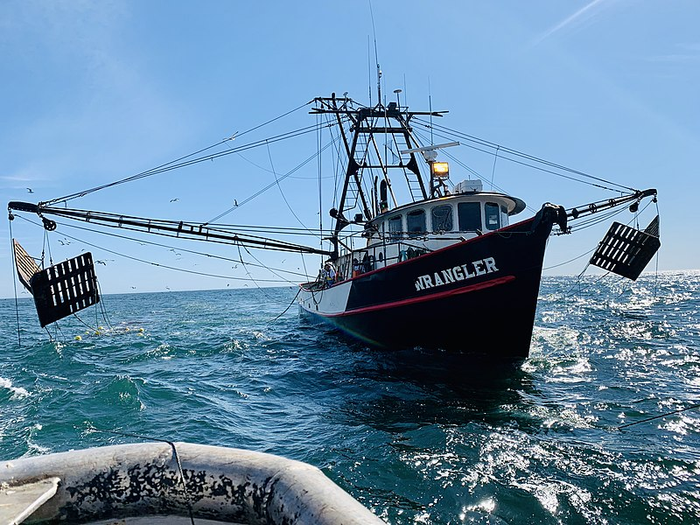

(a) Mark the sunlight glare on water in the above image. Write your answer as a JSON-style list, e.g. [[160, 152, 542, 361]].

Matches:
[[0, 272, 699, 523]]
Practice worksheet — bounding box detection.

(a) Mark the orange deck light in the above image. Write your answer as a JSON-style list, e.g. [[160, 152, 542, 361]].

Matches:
[[431, 161, 449, 178]]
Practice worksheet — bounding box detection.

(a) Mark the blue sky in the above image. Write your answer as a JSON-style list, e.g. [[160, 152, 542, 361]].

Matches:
[[1, 0, 698, 298]]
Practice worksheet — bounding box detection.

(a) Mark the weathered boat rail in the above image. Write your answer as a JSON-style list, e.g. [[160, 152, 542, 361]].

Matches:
[[0, 442, 385, 525]]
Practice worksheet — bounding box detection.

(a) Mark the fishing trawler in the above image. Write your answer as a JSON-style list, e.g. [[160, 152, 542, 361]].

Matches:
[[294, 95, 658, 358], [7, 92, 661, 360]]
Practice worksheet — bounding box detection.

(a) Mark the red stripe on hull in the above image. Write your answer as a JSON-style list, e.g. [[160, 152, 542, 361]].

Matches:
[[324, 275, 516, 318]]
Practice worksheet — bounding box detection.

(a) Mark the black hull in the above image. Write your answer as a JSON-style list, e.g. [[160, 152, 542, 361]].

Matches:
[[299, 207, 560, 359]]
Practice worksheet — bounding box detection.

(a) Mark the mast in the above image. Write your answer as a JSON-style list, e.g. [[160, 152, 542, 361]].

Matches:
[[311, 96, 445, 259]]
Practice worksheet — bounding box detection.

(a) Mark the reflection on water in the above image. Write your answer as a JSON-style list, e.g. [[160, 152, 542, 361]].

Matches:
[[1, 273, 699, 524]]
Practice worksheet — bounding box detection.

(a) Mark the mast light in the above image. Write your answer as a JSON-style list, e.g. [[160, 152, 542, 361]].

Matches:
[[431, 161, 450, 178]]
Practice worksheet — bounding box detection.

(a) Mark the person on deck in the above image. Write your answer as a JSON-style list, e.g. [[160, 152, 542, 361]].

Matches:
[[322, 262, 337, 287], [352, 258, 362, 277]]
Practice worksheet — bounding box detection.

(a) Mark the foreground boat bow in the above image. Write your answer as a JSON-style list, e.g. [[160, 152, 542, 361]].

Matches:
[[0, 442, 385, 524]]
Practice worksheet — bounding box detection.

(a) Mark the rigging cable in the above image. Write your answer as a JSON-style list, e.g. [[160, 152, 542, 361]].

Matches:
[[232, 99, 315, 140], [268, 286, 302, 325], [324, 110, 347, 219], [412, 127, 516, 203], [414, 117, 637, 194], [546, 202, 653, 275], [13, 214, 291, 285], [266, 139, 311, 235], [8, 215, 22, 346], [204, 128, 340, 225], [38, 215, 310, 279], [15, 213, 306, 328], [71, 311, 105, 336], [45, 136, 235, 206], [238, 242, 304, 289], [543, 246, 596, 273], [45, 319, 64, 343], [490, 145, 500, 191], [317, 108, 323, 252], [44, 101, 317, 207], [368, 0, 381, 104], [233, 242, 299, 296]]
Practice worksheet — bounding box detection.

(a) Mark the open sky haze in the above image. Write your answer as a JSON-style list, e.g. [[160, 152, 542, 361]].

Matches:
[[2, 0, 698, 298]]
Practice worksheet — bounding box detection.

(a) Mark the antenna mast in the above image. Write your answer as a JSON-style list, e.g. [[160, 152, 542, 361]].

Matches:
[[369, 0, 381, 104], [428, 77, 434, 145]]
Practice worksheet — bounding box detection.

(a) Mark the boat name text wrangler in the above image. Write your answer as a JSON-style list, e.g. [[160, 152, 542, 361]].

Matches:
[[414, 257, 498, 291]]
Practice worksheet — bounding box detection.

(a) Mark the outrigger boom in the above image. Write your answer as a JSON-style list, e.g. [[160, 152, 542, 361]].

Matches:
[[7, 201, 333, 256]]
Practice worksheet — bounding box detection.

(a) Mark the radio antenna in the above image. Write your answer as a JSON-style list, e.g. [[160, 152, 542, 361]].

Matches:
[[428, 76, 434, 145], [369, 0, 381, 105], [367, 36, 372, 106]]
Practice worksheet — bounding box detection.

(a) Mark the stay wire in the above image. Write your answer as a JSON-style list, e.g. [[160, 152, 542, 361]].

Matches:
[[490, 145, 500, 191], [233, 99, 314, 140], [9, 217, 22, 347], [204, 129, 340, 225], [45, 101, 315, 207], [55, 123, 320, 206], [45, 137, 234, 206], [49, 216, 309, 279], [415, 118, 637, 194], [266, 140, 309, 233]]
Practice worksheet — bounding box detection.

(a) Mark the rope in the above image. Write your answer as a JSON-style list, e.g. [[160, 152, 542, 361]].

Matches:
[[617, 403, 700, 430], [268, 286, 302, 324], [94, 429, 196, 525]]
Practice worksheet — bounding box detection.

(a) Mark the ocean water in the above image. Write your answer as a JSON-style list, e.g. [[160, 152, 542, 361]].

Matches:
[[1, 271, 699, 524]]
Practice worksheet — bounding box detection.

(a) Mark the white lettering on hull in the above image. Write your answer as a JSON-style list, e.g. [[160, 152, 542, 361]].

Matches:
[[414, 257, 499, 291]]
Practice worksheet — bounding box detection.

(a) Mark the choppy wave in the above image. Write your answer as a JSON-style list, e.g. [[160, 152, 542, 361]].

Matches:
[[1, 273, 699, 523]]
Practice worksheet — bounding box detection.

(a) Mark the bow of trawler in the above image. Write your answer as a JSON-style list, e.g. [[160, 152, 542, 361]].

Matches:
[[298, 178, 567, 358]]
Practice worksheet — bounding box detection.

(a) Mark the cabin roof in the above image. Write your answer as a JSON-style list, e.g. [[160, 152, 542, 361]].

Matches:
[[370, 191, 527, 224]]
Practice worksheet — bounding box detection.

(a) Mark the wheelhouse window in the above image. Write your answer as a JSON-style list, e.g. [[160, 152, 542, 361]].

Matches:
[[388, 215, 403, 239], [458, 202, 482, 231], [431, 205, 453, 232], [501, 205, 509, 227], [485, 202, 501, 230], [406, 209, 426, 237]]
